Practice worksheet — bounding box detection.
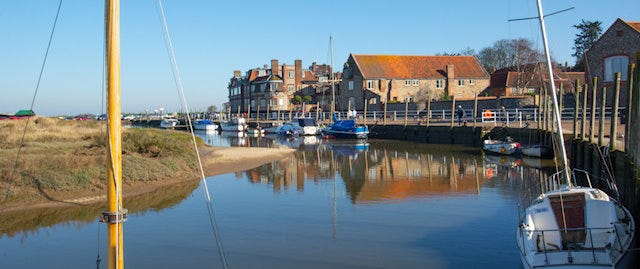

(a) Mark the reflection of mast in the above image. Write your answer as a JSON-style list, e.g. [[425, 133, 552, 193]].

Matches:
[[332, 166, 337, 240], [474, 158, 480, 194]]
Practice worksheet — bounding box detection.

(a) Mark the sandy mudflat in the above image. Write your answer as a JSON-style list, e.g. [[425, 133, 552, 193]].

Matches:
[[1, 146, 295, 212]]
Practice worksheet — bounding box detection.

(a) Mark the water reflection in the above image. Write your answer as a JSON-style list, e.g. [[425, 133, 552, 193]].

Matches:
[[237, 138, 551, 206]]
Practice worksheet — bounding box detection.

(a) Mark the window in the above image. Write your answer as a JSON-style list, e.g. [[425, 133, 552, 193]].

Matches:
[[367, 80, 374, 89], [270, 99, 277, 106], [260, 84, 266, 91], [413, 80, 419, 86], [349, 97, 356, 107], [260, 99, 266, 107], [288, 71, 294, 78], [250, 100, 256, 107], [436, 79, 444, 89], [405, 80, 411, 86], [348, 81, 354, 90], [369, 98, 377, 104], [288, 85, 294, 92], [405, 96, 413, 102], [469, 79, 475, 85], [604, 56, 628, 82], [458, 79, 465, 86], [278, 98, 285, 106]]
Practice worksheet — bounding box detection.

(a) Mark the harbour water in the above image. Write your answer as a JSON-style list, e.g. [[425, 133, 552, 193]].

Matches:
[[1, 132, 557, 268]]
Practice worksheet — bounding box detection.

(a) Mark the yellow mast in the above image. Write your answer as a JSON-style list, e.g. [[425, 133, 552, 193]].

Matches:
[[103, 0, 126, 268]]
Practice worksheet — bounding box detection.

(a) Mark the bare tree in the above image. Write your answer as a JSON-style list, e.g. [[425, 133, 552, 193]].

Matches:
[[477, 38, 545, 92]]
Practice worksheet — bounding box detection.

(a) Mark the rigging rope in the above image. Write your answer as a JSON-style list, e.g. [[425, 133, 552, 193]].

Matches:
[[155, 1, 229, 268], [2, 0, 64, 206]]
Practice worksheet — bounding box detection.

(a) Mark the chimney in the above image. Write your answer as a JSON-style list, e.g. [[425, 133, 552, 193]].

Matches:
[[446, 64, 455, 97], [271, 59, 278, 76], [312, 62, 317, 72], [233, 70, 241, 78], [295, 59, 302, 88]]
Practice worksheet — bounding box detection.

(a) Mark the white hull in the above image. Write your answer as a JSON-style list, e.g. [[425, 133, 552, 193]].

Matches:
[[522, 145, 548, 158], [160, 119, 179, 128], [194, 123, 217, 131], [483, 139, 520, 155], [220, 117, 247, 132], [517, 184, 635, 269]]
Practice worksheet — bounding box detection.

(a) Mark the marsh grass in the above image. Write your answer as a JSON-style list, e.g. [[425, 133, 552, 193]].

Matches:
[[0, 117, 200, 206]]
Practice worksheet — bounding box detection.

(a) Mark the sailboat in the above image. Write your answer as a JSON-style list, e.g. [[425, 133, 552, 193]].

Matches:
[[516, 1, 634, 268]]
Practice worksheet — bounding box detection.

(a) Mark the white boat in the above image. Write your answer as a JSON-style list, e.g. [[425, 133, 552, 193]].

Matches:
[[292, 117, 321, 136], [521, 144, 549, 158], [483, 138, 521, 155], [193, 119, 217, 131], [516, 1, 634, 268], [160, 117, 179, 128], [220, 117, 247, 132]]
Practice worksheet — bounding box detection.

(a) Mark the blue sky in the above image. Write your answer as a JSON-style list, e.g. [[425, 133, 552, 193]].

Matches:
[[1, 0, 638, 116]]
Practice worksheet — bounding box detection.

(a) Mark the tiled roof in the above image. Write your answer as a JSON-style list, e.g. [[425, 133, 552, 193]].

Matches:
[[624, 20, 640, 33], [352, 54, 488, 79]]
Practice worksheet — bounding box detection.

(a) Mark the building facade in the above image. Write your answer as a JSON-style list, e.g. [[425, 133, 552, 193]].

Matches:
[[585, 18, 640, 104], [338, 54, 490, 111]]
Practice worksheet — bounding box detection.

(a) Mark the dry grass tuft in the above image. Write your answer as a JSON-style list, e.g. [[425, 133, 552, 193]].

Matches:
[[0, 117, 201, 206]]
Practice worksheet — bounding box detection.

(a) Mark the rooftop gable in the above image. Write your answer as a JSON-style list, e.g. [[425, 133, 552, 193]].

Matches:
[[351, 54, 489, 79]]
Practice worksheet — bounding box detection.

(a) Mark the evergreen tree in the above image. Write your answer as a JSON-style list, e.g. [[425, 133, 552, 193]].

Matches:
[[572, 20, 602, 71]]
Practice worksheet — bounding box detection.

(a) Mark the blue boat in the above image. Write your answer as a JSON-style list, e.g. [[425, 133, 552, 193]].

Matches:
[[322, 114, 369, 139]]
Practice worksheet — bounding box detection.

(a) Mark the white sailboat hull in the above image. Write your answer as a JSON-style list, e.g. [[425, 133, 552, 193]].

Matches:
[[516, 187, 635, 269]]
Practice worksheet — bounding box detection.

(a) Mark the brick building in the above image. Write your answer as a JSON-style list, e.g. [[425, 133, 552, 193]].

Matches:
[[338, 54, 489, 111], [585, 18, 640, 104], [227, 60, 332, 114], [487, 63, 585, 97]]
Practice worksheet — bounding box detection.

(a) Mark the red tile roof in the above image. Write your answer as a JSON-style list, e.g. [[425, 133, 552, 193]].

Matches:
[[624, 20, 640, 33], [352, 54, 488, 79]]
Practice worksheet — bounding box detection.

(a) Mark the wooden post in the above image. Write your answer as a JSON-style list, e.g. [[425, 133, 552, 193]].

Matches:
[[580, 83, 588, 140], [598, 86, 607, 147], [237, 105, 241, 118], [426, 98, 431, 127], [589, 77, 598, 144], [473, 95, 478, 128], [573, 79, 580, 139], [559, 83, 564, 114], [536, 94, 541, 130], [631, 54, 640, 165], [247, 105, 251, 121], [404, 99, 409, 126], [625, 64, 635, 152], [611, 73, 621, 151], [542, 88, 547, 132], [266, 102, 270, 121], [256, 104, 261, 123], [383, 101, 387, 126], [364, 101, 368, 125], [450, 97, 456, 127]]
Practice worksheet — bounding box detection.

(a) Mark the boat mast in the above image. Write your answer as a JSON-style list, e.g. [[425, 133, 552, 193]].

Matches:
[[104, 0, 126, 268], [535, 0, 572, 185], [330, 35, 335, 117]]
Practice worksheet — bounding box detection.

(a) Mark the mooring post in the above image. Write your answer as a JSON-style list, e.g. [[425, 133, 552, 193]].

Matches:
[[581, 83, 588, 140], [625, 64, 635, 152], [473, 95, 478, 128], [611, 73, 621, 151], [364, 101, 368, 126], [426, 98, 431, 127], [630, 54, 640, 166], [589, 77, 598, 144], [573, 79, 580, 139], [383, 101, 387, 125], [451, 97, 456, 127], [598, 86, 607, 147], [405, 99, 409, 126]]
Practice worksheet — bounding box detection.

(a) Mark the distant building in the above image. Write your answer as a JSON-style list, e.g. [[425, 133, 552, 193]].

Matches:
[[338, 54, 489, 111], [227, 60, 336, 114], [585, 18, 640, 104], [487, 63, 585, 97]]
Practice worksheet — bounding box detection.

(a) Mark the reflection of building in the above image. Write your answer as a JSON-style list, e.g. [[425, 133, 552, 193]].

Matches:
[[352, 150, 485, 203]]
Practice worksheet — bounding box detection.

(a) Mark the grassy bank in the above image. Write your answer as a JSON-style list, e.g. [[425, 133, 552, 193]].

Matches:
[[0, 117, 201, 207]]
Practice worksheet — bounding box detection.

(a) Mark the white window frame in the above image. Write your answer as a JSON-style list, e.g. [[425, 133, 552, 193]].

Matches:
[[604, 55, 629, 82], [404, 80, 411, 86], [288, 71, 294, 78], [458, 79, 465, 86], [469, 79, 475, 85], [288, 85, 294, 92], [436, 79, 444, 89], [412, 79, 419, 86], [367, 80, 374, 89]]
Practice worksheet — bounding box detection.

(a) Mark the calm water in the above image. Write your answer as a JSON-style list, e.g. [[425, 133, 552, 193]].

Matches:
[[1, 132, 554, 268]]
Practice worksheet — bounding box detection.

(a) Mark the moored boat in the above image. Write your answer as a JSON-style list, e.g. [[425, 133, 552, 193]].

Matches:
[[322, 114, 368, 139], [483, 138, 521, 155], [521, 144, 550, 158], [160, 117, 179, 128], [193, 119, 217, 131], [220, 117, 247, 132]]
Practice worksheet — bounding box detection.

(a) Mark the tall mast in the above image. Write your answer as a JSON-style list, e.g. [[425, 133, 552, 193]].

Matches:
[[104, 0, 126, 268], [330, 35, 335, 116], [536, 0, 571, 184]]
